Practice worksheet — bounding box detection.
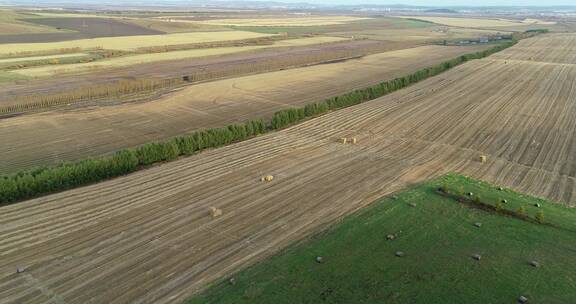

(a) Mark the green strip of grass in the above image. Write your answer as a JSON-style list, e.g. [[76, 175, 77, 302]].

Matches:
[[188, 174, 576, 304], [0, 71, 30, 83], [439, 173, 576, 232]]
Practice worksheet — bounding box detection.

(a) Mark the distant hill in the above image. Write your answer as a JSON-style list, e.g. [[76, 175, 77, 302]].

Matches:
[[425, 8, 458, 13]]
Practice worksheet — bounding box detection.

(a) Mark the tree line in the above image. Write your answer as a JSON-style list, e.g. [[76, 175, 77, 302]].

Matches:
[[0, 119, 266, 205], [271, 40, 517, 129], [0, 40, 517, 206]]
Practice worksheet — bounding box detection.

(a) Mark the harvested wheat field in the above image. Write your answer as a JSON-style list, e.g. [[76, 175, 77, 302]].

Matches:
[[0, 53, 88, 64], [0, 31, 273, 55], [177, 16, 370, 27], [1, 33, 576, 304], [13, 36, 349, 77], [397, 16, 523, 28], [0, 10, 65, 35], [0, 45, 487, 173], [490, 33, 576, 64]]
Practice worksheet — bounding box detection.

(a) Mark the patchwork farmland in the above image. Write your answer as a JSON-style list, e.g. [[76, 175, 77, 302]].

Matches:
[[0, 44, 488, 172], [1, 32, 576, 304]]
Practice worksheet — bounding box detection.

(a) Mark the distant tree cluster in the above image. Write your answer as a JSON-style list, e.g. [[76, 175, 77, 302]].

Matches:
[[0, 41, 517, 206], [525, 29, 549, 34]]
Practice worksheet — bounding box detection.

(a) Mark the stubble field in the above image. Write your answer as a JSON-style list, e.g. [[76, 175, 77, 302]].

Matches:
[[1, 33, 576, 304], [0, 31, 274, 55], [12, 36, 349, 77], [167, 16, 371, 27], [0, 44, 487, 173], [397, 16, 528, 28]]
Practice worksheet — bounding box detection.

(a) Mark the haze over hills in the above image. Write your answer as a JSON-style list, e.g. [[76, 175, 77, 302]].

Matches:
[[1, 0, 576, 11]]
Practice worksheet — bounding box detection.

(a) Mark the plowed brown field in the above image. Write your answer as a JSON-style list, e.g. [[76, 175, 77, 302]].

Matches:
[[1, 34, 576, 304], [0, 45, 486, 173]]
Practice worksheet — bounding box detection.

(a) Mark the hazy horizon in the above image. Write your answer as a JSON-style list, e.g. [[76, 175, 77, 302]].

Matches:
[[281, 0, 576, 6], [3, 0, 576, 7]]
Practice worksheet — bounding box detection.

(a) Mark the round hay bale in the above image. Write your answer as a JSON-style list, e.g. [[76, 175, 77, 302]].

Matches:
[[386, 234, 396, 240], [501, 199, 508, 204], [472, 254, 482, 261], [316, 256, 324, 263], [16, 267, 25, 274], [229, 277, 237, 285], [474, 222, 482, 228], [534, 203, 541, 208], [408, 203, 417, 208], [530, 260, 540, 268], [468, 192, 474, 196], [518, 295, 528, 303], [395, 251, 405, 257]]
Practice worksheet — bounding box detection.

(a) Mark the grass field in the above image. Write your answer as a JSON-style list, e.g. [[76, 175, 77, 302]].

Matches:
[[228, 17, 432, 34], [178, 16, 371, 27], [12, 36, 349, 77], [397, 16, 524, 28], [0, 52, 88, 64], [0, 71, 29, 83], [188, 174, 576, 304], [0, 31, 274, 55], [0, 10, 65, 35]]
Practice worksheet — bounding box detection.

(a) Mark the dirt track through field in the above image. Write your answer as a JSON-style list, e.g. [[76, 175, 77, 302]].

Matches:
[[1, 34, 576, 304], [0, 44, 486, 173]]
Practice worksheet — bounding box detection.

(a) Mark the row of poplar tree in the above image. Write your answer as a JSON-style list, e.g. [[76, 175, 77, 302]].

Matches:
[[0, 40, 517, 205]]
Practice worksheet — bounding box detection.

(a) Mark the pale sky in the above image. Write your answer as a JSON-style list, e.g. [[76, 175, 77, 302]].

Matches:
[[284, 0, 575, 6]]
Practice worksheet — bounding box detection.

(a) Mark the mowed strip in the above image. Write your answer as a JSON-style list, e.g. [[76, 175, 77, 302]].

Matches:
[[13, 36, 349, 77], [0, 53, 89, 64], [0, 34, 575, 304], [0, 31, 274, 55], [0, 45, 488, 173]]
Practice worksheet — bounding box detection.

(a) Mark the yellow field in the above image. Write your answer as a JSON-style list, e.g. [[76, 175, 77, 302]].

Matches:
[[272, 36, 349, 46], [340, 27, 510, 42], [125, 18, 226, 33], [0, 10, 63, 34], [0, 31, 275, 55], [0, 53, 88, 64], [188, 16, 370, 26], [522, 18, 557, 25], [14, 36, 349, 77], [25, 12, 113, 18], [397, 16, 523, 28]]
